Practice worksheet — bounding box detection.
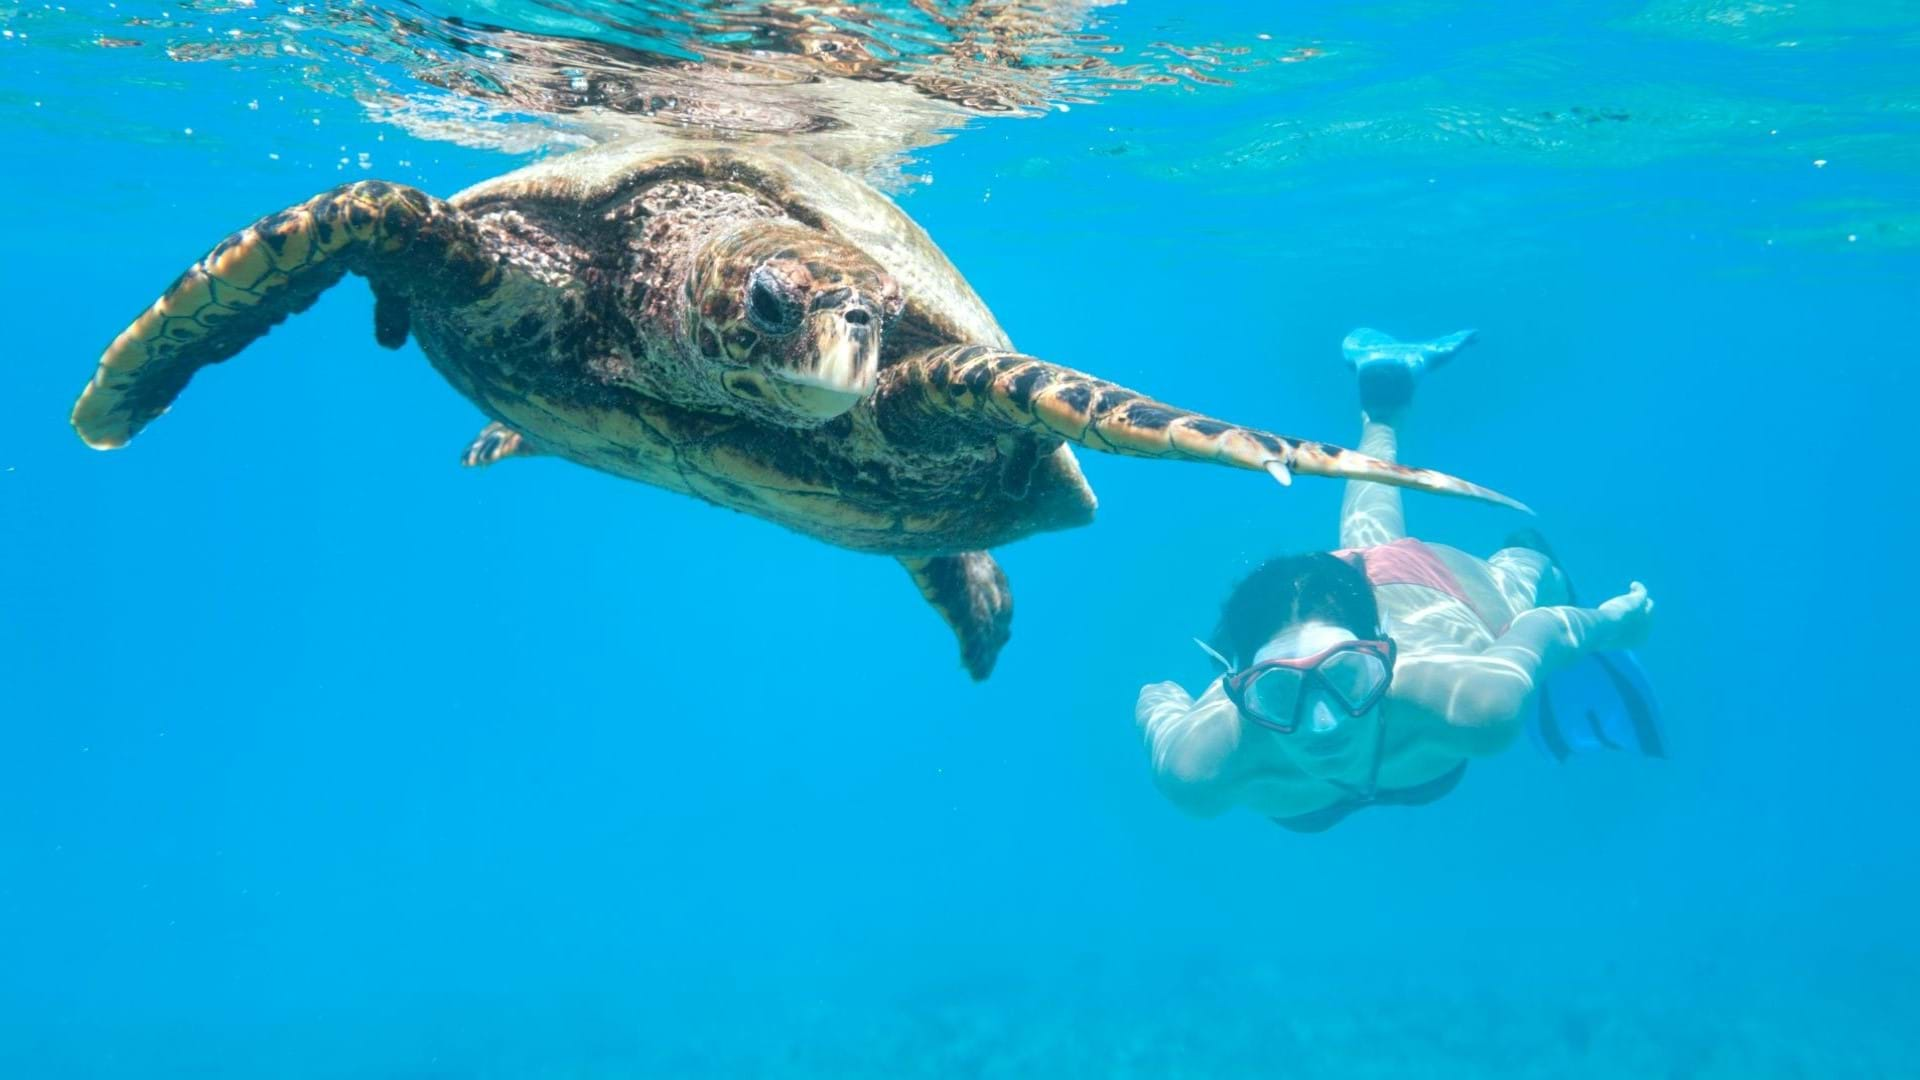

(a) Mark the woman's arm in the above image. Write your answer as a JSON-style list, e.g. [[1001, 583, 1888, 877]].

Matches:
[[1135, 679, 1249, 817], [1389, 583, 1655, 754]]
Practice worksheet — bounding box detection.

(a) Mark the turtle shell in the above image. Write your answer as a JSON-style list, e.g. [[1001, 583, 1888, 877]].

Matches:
[[450, 135, 1010, 354]]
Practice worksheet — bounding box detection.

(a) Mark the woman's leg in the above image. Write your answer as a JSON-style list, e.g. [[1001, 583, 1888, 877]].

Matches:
[[1489, 528, 1573, 610], [1486, 547, 1564, 611], [1339, 414, 1407, 548], [1335, 328, 1478, 550]]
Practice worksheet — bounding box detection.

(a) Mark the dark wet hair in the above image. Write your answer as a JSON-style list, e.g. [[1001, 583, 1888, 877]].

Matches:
[[1209, 553, 1382, 670]]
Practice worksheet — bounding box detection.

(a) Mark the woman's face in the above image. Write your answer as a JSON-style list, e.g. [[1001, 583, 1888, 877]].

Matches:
[[1250, 620, 1382, 783]]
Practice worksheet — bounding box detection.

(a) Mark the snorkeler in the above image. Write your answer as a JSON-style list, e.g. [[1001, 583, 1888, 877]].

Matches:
[[1135, 329, 1662, 832]]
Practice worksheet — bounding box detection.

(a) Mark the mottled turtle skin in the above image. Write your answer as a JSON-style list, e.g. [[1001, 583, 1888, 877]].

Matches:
[[71, 139, 1520, 678], [425, 142, 1098, 553]]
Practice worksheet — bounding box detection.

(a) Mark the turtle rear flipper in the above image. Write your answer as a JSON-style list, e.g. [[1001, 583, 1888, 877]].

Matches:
[[874, 345, 1528, 512], [72, 181, 501, 449], [901, 552, 1013, 681]]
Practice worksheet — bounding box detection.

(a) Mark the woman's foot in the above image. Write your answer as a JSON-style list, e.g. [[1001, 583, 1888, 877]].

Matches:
[[1341, 328, 1477, 416]]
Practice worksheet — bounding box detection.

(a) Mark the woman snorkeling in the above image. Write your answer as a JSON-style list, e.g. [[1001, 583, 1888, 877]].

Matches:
[[1135, 329, 1660, 832]]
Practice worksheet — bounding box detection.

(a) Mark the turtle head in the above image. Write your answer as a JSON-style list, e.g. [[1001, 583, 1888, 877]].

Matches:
[[687, 222, 903, 424]]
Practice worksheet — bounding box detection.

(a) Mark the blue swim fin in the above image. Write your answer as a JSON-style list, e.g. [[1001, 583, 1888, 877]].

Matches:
[[1527, 649, 1667, 762], [1500, 530, 1666, 761], [1341, 327, 1478, 413]]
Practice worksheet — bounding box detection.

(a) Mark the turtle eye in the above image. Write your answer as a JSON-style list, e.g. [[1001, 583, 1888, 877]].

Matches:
[[746, 265, 804, 336]]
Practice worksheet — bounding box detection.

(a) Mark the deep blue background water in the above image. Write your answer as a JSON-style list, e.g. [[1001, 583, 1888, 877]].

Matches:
[[2, 1, 1917, 1075]]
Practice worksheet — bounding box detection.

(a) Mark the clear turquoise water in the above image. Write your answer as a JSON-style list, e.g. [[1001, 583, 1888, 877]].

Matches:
[[2, 2, 1916, 1076]]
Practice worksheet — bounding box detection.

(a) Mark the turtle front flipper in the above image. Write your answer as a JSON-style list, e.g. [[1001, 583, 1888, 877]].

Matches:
[[72, 181, 501, 449], [901, 552, 1013, 681], [874, 345, 1528, 512]]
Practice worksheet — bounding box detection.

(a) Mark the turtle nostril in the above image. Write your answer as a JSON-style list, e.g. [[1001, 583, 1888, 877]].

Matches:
[[843, 308, 871, 327]]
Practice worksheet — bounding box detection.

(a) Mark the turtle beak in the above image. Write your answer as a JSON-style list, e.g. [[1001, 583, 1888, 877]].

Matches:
[[770, 302, 881, 420]]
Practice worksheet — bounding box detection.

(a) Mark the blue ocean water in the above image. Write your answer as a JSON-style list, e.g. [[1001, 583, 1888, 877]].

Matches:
[[2, 1, 1916, 1075]]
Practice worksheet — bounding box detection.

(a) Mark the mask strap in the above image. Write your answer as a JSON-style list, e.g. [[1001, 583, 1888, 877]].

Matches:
[[1192, 637, 1236, 674]]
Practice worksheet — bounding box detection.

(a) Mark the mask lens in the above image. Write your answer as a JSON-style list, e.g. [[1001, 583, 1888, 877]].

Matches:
[[1318, 649, 1388, 712], [1246, 667, 1307, 728]]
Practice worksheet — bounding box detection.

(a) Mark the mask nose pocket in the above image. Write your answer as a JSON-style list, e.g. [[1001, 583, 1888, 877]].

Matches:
[[1307, 697, 1345, 734]]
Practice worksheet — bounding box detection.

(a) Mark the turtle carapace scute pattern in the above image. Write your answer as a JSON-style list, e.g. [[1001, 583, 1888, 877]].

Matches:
[[71, 139, 1522, 679]]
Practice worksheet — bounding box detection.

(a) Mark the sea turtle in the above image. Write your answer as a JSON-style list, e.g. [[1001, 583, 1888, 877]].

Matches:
[[71, 138, 1520, 678]]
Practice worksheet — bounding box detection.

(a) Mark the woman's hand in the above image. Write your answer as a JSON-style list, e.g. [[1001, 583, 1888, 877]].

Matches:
[[1134, 679, 1245, 817], [1597, 581, 1655, 648], [1135, 681, 1195, 730]]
